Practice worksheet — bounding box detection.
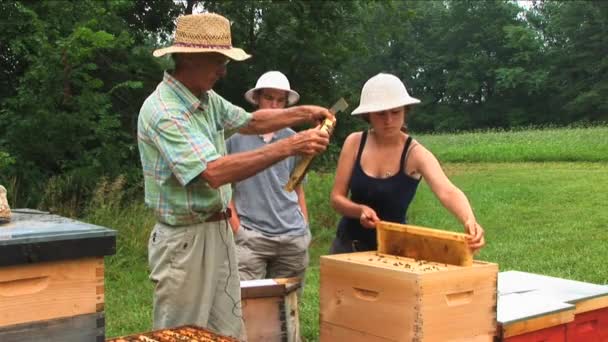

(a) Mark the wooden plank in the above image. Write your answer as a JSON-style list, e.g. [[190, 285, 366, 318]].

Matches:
[[320, 321, 395, 342], [0, 257, 104, 327], [376, 221, 473, 266], [573, 294, 608, 314], [0, 312, 104, 342], [283, 290, 300, 342], [284, 98, 347, 192], [502, 309, 573, 338], [242, 296, 284, 342]]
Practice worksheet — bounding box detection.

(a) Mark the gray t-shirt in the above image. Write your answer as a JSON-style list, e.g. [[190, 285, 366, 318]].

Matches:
[[226, 128, 307, 236]]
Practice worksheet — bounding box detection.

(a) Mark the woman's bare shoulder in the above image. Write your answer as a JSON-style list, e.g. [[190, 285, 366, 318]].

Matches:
[[343, 131, 364, 149]]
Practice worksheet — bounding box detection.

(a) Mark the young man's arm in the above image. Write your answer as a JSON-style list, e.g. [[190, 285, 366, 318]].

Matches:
[[201, 128, 329, 188], [295, 184, 308, 224], [238, 105, 334, 135], [228, 200, 240, 233]]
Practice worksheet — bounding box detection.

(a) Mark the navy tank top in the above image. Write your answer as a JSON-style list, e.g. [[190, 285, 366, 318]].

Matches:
[[336, 130, 420, 250]]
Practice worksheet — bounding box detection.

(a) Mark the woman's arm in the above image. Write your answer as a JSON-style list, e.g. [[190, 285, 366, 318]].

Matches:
[[408, 144, 485, 251], [330, 132, 380, 228]]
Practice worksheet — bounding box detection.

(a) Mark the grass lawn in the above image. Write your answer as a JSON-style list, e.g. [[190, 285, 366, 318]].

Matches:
[[416, 126, 608, 163], [97, 161, 608, 340]]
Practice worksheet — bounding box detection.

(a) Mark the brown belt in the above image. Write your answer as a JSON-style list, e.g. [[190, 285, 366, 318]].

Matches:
[[205, 208, 232, 222]]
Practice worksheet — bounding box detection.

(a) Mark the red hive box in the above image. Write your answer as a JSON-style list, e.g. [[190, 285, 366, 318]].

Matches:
[[566, 307, 608, 342], [499, 271, 608, 342], [497, 291, 574, 342]]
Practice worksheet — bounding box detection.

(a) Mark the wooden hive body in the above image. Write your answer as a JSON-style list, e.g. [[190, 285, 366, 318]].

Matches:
[[320, 251, 497, 342], [0, 210, 115, 340], [241, 278, 301, 342]]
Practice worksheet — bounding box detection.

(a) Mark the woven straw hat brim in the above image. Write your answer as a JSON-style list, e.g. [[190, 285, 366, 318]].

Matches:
[[244, 87, 300, 106], [153, 46, 251, 61], [351, 97, 421, 115]]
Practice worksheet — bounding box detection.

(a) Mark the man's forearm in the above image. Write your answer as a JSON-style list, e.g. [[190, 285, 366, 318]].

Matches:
[[239, 107, 309, 135], [201, 138, 293, 188]]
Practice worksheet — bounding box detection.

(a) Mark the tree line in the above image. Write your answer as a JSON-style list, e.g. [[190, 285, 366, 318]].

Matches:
[[1, 0, 606, 208]]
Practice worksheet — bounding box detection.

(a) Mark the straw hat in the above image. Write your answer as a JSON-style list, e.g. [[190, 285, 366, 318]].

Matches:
[[153, 13, 251, 61], [351, 73, 420, 115], [244, 71, 300, 105]]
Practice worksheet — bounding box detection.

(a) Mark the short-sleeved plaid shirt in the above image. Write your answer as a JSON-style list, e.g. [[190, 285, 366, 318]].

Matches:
[[138, 72, 252, 226]]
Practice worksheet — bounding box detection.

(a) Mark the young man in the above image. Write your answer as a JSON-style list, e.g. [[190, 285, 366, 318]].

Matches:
[[227, 71, 310, 285], [138, 14, 334, 339]]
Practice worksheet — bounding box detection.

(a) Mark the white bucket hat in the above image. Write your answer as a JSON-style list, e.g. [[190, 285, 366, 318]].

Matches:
[[244, 71, 300, 106], [351, 73, 420, 115]]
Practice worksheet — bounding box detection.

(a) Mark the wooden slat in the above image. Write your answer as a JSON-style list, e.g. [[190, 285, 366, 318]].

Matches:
[[242, 296, 284, 342], [574, 295, 608, 314], [376, 221, 473, 266], [320, 321, 394, 342], [0, 257, 103, 327], [501, 309, 574, 338], [0, 312, 104, 342], [284, 98, 347, 192]]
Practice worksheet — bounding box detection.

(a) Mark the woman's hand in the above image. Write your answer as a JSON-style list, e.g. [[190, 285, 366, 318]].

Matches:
[[359, 205, 380, 229], [464, 219, 485, 253]]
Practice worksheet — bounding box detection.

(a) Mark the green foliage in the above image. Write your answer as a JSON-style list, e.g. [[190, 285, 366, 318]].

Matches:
[[0, 0, 176, 207], [0, 151, 15, 170], [1, 0, 607, 211]]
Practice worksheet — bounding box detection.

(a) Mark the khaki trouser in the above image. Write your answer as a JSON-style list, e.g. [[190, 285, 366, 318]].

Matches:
[[148, 220, 245, 340], [235, 226, 310, 288]]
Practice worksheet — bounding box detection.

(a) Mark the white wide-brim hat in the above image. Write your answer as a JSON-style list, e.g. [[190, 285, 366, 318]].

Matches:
[[153, 13, 251, 61], [244, 71, 300, 105], [351, 73, 421, 115]]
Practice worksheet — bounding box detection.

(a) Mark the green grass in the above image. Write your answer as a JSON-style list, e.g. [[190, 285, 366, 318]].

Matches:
[[416, 126, 608, 162], [94, 162, 608, 340], [81, 126, 608, 340]]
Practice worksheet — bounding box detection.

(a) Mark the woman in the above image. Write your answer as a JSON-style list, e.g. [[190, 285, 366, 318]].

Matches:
[[329, 73, 485, 254]]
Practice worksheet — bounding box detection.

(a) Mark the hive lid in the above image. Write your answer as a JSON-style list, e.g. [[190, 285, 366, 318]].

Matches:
[[240, 277, 300, 299], [497, 291, 574, 324], [498, 271, 608, 305], [0, 209, 116, 266]]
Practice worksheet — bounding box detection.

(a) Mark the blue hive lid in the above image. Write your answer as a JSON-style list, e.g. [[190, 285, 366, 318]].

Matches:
[[0, 209, 116, 266]]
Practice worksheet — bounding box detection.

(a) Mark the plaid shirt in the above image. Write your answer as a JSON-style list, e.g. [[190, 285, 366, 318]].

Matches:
[[138, 72, 252, 226]]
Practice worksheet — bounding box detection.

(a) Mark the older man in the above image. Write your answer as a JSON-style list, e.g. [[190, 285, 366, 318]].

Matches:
[[227, 71, 310, 285], [138, 13, 333, 339]]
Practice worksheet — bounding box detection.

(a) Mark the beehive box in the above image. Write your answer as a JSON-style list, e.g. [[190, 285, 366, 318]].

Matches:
[[497, 291, 574, 341], [320, 251, 498, 342], [498, 271, 608, 342], [241, 278, 301, 342], [0, 209, 115, 340]]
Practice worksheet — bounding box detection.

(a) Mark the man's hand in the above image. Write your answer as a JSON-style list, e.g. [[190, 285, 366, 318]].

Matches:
[[464, 219, 485, 253], [290, 128, 330, 155], [293, 105, 336, 126]]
